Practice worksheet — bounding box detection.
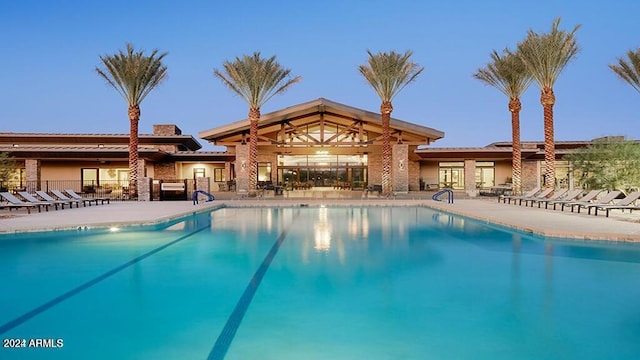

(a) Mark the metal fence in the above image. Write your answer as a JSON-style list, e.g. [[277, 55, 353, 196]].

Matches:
[[2, 178, 199, 202]]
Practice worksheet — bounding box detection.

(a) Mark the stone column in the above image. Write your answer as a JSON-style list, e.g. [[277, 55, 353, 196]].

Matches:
[[138, 177, 151, 201], [521, 160, 539, 192], [235, 144, 249, 193], [196, 177, 211, 202], [367, 153, 382, 187], [464, 159, 477, 197], [25, 159, 40, 192], [392, 144, 409, 193]]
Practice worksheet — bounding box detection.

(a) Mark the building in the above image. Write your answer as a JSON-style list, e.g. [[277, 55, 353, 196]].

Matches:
[[0, 98, 607, 200]]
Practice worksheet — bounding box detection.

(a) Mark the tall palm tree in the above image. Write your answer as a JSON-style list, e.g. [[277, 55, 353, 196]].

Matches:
[[359, 50, 424, 197], [609, 48, 640, 93], [474, 49, 532, 195], [214, 52, 301, 195], [517, 18, 580, 189], [96, 43, 168, 199]]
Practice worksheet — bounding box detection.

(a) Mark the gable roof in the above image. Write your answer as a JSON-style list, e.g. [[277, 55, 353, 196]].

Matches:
[[199, 98, 444, 146]]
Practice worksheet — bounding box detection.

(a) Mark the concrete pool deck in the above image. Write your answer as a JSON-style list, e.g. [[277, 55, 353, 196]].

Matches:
[[1, 198, 639, 241]]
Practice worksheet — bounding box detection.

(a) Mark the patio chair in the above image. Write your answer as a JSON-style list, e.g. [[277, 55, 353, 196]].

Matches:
[[524, 188, 568, 207], [549, 189, 602, 211], [589, 191, 640, 217], [535, 189, 583, 209], [18, 191, 61, 210], [51, 189, 94, 207], [0, 192, 44, 214], [36, 190, 80, 209], [566, 190, 622, 213], [514, 188, 553, 206], [499, 186, 541, 204], [65, 189, 110, 205]]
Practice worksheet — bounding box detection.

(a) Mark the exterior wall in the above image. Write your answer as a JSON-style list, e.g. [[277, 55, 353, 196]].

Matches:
[[494, 160, 512, 185], [464, 159, 476, 196], [408, 160, 420, 191], [368, 153, 382, 186], [154, 162, 177, 179], [235, 144, 249, 193], [522, 160, 539, 192], [152, 124, 182, 152], [25, 159, 40, 192], [419, 161, 439, 188], [392, 144, 409, 193]]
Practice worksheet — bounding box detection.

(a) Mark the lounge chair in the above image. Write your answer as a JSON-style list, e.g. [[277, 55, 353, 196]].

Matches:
[[499, 186, 541, 204], [36, 190, 80, 209], [17, 191, 60, 210], [65, 189, 110, 205], [513, 188, 553, 206], [549, 189, 602, 211], [566, 190, 622, 213], [524, 188, 568, 207], [589, 191, 640, 217], [0, 192, 44, 213], [536, 189, 583, 209], [51, 189, 94, 207]]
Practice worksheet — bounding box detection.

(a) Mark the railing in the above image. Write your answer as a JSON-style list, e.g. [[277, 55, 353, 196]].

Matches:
[[192, 190, 215, 205], [432, 189, 454, 204]]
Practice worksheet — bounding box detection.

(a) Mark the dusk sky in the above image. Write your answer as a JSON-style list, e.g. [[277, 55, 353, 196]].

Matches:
[[1, 0, 638, 151]]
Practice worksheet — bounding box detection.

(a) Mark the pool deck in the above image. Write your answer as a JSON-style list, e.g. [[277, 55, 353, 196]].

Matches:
[[1, 197, 640, 242]]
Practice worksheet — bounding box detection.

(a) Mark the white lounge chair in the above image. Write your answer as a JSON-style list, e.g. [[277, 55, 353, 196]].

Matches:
[[17, 191, 60, 210], [0, 192, 44, 213], [589, 191, 640, 217], [65, 189, 110, 205], [36, 190, 79, 209], [51, 189, 94, 207]]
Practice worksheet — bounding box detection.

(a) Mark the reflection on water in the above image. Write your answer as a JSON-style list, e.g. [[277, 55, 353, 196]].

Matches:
[[314, 207, 331, 251], [431, 212, 465, 229]]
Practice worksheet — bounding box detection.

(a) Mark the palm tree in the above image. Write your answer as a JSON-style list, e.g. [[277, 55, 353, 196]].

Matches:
[[214, 52, 301, 195], [474, 49, 532, 195], [96, 43, 168, 199], [359, 50, 424, 197], [517, 18, 580, 189], [609, 48, 640, 93]]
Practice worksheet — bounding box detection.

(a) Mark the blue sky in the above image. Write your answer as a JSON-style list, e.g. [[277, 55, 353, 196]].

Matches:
[[1, 0, 638, 151]]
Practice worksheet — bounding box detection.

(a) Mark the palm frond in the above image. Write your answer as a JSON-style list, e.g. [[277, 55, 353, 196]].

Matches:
[[609, 48, 640, 93], [358, 50, 424, 102], [517, 17, 580, 89], [474, 48, 532, 98], [213, 52, 301, 109], [96, 43, 168, 107]]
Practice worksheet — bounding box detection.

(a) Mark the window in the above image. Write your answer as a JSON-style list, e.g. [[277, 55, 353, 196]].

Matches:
[[258, 162, 272, 181], [438, 162, 464, 189], [214, 168, 225, 182], [193, 168, 205, 179], [475, 162, 495, 188]]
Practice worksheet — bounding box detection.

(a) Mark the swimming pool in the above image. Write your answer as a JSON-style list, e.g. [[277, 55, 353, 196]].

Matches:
[[1, 206, 640, 359]]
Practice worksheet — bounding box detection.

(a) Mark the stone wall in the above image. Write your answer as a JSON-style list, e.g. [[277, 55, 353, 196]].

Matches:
[[235, 144, 249, 193], [392, 144, 408, 193], [153, 162, 177, 179], [25, 159, 40, 192], [367, 153, 382, 187], [522, 160, 539, 192], [408, 159, 420, 191], [464, 159, 477, 197], [152, 124, 182, 152]]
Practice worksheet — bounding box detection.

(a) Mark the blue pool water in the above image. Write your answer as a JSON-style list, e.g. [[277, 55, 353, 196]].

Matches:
[[1, 206, 640, 359]]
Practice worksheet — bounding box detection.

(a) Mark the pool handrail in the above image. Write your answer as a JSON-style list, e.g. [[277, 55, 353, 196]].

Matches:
[[432, 189, 454, 204], [192, 190, 215, 205]]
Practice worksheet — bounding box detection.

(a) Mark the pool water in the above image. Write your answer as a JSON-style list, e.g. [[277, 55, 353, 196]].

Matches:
[[2, 206, 640, 359]]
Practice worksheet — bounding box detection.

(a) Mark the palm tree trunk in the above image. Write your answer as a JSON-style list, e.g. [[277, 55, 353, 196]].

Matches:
[[509, 98, 522, 195], [128, 105, 140, 199], [248, 107, 260, 195], [381, 101, 393, 197], [541, 88, 556, 189]]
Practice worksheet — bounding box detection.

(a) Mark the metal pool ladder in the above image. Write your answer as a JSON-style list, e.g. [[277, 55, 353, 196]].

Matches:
[[432, 189, 454, 204]]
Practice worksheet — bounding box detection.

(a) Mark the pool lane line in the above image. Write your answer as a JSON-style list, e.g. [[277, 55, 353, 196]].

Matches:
[[0, 225, 210, 335], [207, 210, 301, 360]]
